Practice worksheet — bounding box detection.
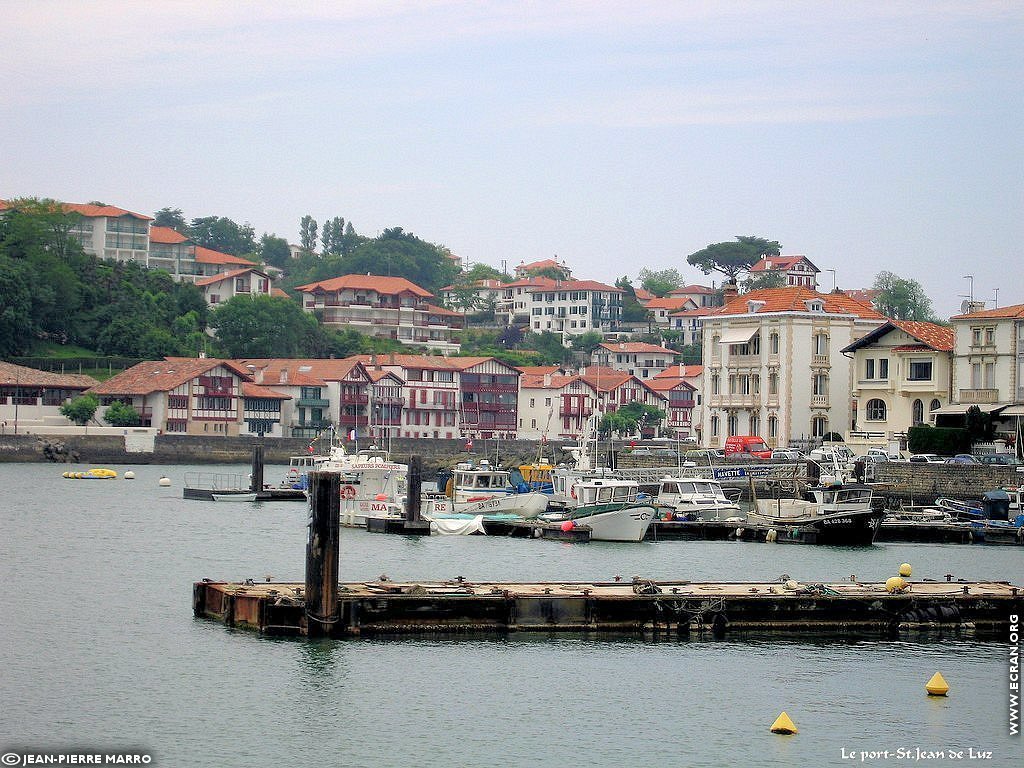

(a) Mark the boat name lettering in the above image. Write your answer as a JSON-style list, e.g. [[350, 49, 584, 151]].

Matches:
[[822, 517, 853, 525]]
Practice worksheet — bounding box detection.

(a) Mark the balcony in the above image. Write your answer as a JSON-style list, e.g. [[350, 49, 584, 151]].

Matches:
[[728, 354, 761, 367], [297, 397, 330, 408], [811, 354, 830, 367], [710, 394, 760, 408], [560, 406, 594, 417], [959, 388, 999, 403], [810, 394, 829, 408], [341, 393, 369, 405]]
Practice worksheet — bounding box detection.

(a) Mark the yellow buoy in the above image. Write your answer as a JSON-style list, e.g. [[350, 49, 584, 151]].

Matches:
[[770, 711, 798, 734], [885, 576, 908, 593], [899, 562, 912, 577], [925, 672, 949, 696]]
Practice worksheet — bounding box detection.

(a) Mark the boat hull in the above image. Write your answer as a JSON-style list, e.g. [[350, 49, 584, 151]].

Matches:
[[749, 507, 884, 546], [567, 503, 656, 542], [427, 493, 549, 518]]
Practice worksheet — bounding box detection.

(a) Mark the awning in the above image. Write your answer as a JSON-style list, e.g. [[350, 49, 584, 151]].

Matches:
[[717, 327, 759, 345], [997, 405, 1024, 417], [931, 403, 1008, 415]]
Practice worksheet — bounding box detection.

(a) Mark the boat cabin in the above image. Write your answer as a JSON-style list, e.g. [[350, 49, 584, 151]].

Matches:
[[573, 479, 640, 507]]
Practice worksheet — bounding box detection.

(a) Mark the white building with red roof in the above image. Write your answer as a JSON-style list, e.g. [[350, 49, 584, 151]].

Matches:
[[514, 258, 572, 280], [949, 302, 1024, 411], [592, 342, 678, 379], [522, 279, 624, 340], [640, 296, 698, 328], [748, 255, 820, 289], [701, 287, 885, 449], [196, 267, 273, 306], [667, 284, 721, 308], [296, 275, 462, 353], [840, 320, 954, 439]]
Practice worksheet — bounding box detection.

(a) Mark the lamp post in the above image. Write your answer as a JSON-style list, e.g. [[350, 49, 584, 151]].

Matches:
[[13, 368, 19, 435]]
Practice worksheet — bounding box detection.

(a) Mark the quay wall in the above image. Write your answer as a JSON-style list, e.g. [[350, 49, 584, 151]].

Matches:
[[0, 434, 562, 472], [871, 463, 1022, 502]]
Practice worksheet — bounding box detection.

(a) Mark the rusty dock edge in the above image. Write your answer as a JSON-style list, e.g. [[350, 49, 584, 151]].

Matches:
[[192, 578, 1023, 640]]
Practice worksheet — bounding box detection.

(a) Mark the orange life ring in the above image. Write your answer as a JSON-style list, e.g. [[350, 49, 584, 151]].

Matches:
[[570, 484, 577, 500], [341, 485, 356, 499]]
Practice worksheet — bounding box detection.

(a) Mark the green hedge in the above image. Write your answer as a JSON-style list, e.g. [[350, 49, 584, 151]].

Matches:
[[907, 425, 970, 455]]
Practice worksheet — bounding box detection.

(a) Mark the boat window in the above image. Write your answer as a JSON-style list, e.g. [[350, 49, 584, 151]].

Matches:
[[597, 487, 613, 503], [612, 486, 630, 502], [693, 482, 716, 495], [662, 482, 679, 494]]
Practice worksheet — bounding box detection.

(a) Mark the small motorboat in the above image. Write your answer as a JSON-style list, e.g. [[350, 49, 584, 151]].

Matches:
[[212, 492, 258, 502]]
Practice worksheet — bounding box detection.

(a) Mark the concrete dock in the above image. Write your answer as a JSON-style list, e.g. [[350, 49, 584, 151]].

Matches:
[[193, 576, 1022, 639]]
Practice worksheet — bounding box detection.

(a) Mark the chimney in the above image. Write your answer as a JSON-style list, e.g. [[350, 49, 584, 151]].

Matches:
[[722, 280, 739, 304], [279, 368, 288, 384], [543, 373, 551, 387]]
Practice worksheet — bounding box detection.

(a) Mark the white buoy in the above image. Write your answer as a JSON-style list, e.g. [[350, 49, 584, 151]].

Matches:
[[124, 471, 135, 480], [159, 476, 171, 487]]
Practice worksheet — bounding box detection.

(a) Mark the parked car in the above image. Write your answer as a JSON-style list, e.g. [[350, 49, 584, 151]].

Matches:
[[977, 453, 1022, 466], [908, 453, 945, 463], [808, 445, 855, 466], [684, 449, 723, 463], [946, 454, 981, 464], [771, 448, 805, 461], [865, 447, 908, 462]]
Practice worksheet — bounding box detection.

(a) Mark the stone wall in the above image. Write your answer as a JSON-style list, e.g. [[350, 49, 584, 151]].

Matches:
[[871, 463, 1022, 502]]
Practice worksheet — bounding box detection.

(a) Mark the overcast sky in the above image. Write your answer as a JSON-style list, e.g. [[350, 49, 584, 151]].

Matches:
[[3, 1, 1021, 316]]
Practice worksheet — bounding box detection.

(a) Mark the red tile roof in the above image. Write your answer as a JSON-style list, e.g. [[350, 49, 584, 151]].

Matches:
[[633, 287, 655, 301], [271, 287, 290, 298], [225, 359, 368, 387], [0, 361, 98, 389], [889, 320, 954, 352], [240, 382, 291, 399], [194, 246, 256, 266], [517, 258, 565, 271], [713, 287, 884, 319], [367, 369, 405, 384], [598, 342, 676, 355], [653, 364, 704, 379], [502, 276, 559, 289], [514, 365, 562, 376], [525, 279, 622, 293], [195, 267, 268, 287], [520, 373, 579, 389], [0, 200, 152, 220], [89, 359, 227, 395], [644, 377, 696, 393], [423, 303, 462, 317], [295, 274, 433, 297], [668, 285, 717, 296], [643, 297, 695, 311], [577, 366, 633, 392], [951, 302, 1024, 320], [149, 225, 190, 244], [842, 288, 880, 305], [354, 354, 515, 373], [748, 255, 819, 273], [668, 307, 716, 317]]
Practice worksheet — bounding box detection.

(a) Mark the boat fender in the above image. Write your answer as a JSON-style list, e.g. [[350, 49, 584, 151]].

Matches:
[[570, 484, 577, 500], [532, 527, 543, 538], [885, 576, 908, 593], [784, 580, 800, 591], [734, 527, 745, 538], [766, 528, 777, 542]]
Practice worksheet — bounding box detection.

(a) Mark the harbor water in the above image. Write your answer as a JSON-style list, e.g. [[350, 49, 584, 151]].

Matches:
[[0, 462, 1020, 767]]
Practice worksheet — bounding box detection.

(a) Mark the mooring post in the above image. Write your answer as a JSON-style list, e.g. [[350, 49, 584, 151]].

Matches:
[[304, 471, 340, 637], [250, 443, 264, 492], [406, 454, 423, 522]]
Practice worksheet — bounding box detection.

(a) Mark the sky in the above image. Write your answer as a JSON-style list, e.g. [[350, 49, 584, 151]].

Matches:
[[2, 1, 1021, 317]]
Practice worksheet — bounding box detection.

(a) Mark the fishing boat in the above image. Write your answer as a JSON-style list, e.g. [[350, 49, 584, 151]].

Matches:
[[655, 476, 742, 520], [316, 443, 408, 526], [442, 460, 549, 518], [541, 477, 655, 542], [748, 479, 883, 545]]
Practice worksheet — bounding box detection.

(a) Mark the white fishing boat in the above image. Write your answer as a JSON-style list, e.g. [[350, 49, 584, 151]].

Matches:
[[441, 460, 549, 518], [542, 477, 655, 542], [316, 443, 408, 526], [655, 476, 742, 520]]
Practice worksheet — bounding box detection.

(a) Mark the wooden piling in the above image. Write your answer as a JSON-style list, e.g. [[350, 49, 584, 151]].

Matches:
[[406, 454, 422, 522], [250, 443, 264, 493], [304, 471, 340, 637]]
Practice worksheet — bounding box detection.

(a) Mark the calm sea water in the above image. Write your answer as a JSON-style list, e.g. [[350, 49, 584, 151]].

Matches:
[[0, 462, 1020, 767]]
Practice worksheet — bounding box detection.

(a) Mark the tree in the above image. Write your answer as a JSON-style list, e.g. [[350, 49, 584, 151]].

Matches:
[[462, 263, 507, 282], [687, 235, 781, 283], [615, 277, 650, 323], [340, 227, 461, 293], [299, 215, 318, 254], [532, 265, 570, 281], [871, 271, 936, 321], [60, 394, 99, 426], [570, 331, 604, 355], [104, 400, 141, 427], [499, 325, 524, 349], [0, 255, 35, 356], [964, 405, 995, 443], [258, 233, 292, 270], [153, 207, 187, 231], [741, 270, 787, 292], [210, 294, 318, 357], [638, 268, 683, 297], [599, 402, 666, 438], [188, 216, 256, 256], [321, 216, 345, 256]]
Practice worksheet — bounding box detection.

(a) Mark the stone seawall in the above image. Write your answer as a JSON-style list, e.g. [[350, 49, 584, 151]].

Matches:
[[872, 463, 1022, 502], [0, 434, 562, 474]]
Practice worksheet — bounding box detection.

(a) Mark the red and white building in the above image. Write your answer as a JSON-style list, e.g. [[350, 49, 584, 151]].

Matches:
[[196, 267, 273, 306], [748, 255, 821, 288], [592, 342, 677, 380]]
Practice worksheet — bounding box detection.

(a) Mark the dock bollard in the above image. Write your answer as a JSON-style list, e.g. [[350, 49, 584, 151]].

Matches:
[[925, 672, 949, 696], [769, 711, 798, 734]]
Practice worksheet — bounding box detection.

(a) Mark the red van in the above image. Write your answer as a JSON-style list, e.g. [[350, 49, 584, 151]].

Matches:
[[724, 435, 772, 459]]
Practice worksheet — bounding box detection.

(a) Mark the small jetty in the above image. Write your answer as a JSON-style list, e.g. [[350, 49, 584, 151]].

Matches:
[[193, 469, 1023, 640], [182, 444, 306, 502]]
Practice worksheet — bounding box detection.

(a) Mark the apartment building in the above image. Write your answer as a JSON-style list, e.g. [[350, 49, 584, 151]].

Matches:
[[524, 280, 624, 340], [296, 275, 463, 353], [700, 287, 884, 448], [841, 320, 954, 437], [196, 267, 273, 306], [949, 303, 1024, 409], [640, 296, 698, 328], [667, 284, 720, 308], [498, 276, 558, 325], [592, 342, 677, 379]]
